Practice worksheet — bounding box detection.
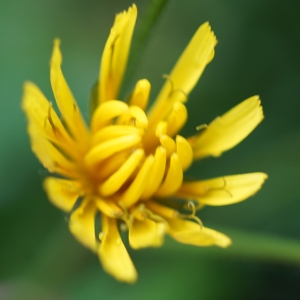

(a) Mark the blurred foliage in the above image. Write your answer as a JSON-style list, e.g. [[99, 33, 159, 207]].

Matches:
[[1, 0, 300, 299]]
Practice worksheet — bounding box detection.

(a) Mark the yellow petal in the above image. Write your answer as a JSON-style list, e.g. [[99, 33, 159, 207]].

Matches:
[[129, 79, 151, 110], [176, 135, 193, 170], [167, 218, 231, 248], [140, 146, 166, 199], [155, 153, 183, 197], [147, 22, 217, 127], [99, 4, 137, 103], [145, 201, 179, 219], [43, 177, 81, 212], [159, 134, 176, 157], [50, 39, 89, 147], [84, 135, 141, 166], [91, 100, 129, 132], [69, 198, 98, 252], [191, 96, 264, 159], [95, 198, 123, 218], [92, 125, 141, 146], [98, 215, 137, 283], [117, 105, 148, 129], [166, 102, 188, 137], [129, 218, 166, 249], [99, 149, 145, 196], [177, 172, 268, 206], [96, 150, 130, 180], [121, 155, 155, 207]]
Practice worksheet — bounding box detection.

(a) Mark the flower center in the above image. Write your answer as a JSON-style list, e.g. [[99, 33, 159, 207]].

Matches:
[[80, 99, 192, 206]]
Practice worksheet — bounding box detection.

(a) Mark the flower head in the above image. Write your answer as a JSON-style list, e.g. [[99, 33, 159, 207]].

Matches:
[[22, 4, 267, 283]]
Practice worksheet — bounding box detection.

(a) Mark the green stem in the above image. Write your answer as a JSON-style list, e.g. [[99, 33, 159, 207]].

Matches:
[[120, 0, 170, 97], [166, 227, 300, 266]]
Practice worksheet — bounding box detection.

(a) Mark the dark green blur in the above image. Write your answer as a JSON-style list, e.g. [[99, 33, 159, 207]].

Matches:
[[1, 0, 300, 299]]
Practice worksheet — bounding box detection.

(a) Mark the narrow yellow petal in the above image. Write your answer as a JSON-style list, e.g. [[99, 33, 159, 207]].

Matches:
[[155, 153, 183, 197], [147, 22, 217, 127], [43, 177, 81, 212], [191, 96, 264, 159], [167, 218, 231, 248], [159, 134, 176, 157], [99, 149, 145, 196], [129, 79, 151, 110], [91, 100, 128, 132], [177, 172, 268, 206], [166, 102, 188, 137], [128, 106, 148, 129], [84, 135, 141, 166], [69, 199, 98, 252], [129, 218, 166, 249], [145, 201, 179, 219], [50, 39, 89, 146], [156, 121, 168, 136], [99, 4, 137, 103], [117, 105, 148, 129], [121, 155, 155, 207], [141, 146, 166, 199], [95, 198, 123, 218], [96, 151, 130, 180], [176, 135, 193, 170], [99, 215, 137, 283], [92, 125, 141, 146]]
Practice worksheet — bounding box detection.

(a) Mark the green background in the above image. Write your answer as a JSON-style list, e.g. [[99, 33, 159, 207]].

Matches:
[[1, 0, 300, 299]]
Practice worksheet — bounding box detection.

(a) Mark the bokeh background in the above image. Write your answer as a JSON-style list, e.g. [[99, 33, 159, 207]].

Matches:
[[1, 0, 300, 299]]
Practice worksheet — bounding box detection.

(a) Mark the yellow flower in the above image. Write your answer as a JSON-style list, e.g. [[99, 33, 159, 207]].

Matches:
[[22, 4, 267, 283]]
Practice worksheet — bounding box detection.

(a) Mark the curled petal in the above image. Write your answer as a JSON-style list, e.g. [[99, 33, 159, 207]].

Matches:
[[99, 4, 137, 103], [99, 149, 145, 196], [69, 198, 98, 252], [167, 218, 231, 248], [84, 135, 141, 166], [191, 96, 264, 159], [91, 100, 128, 132], [117, 105, 148, 129], [92, 125, 141, 146], [129, 79, 151, 110], [99, 215, 137, 283], [43, 177, 81, 212], [166, 102, 188, 137], [129, 218, 166, 249], [155, 153, 183, 197], [121, 155, 155, 207], [176, 135, 193, 170], [141, 146, 166, 200], [177, 173, 268, 206], [159, 134, 176, 157]]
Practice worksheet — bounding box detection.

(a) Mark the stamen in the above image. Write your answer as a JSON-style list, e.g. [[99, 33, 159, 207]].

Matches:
[[196, 124, 208, 131], [130, 203, 167, 224], [178, 200, 203, 228]]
